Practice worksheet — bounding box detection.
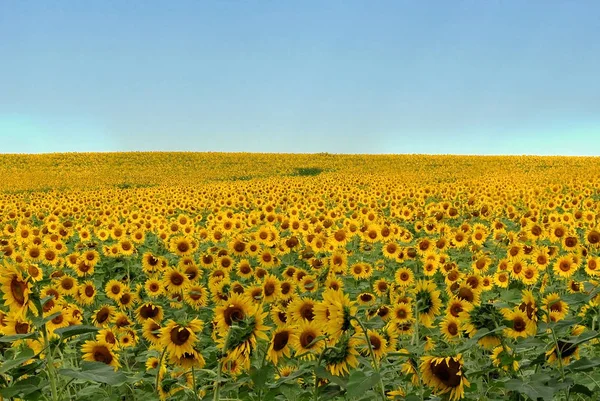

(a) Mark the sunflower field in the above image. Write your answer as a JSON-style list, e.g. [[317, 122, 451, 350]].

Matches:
[[2, 152, 600, 401]]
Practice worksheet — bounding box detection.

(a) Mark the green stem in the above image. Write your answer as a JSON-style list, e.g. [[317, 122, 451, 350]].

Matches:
[[546, 311, 568, 401], [352, 317, 386, 401], [155, 347, 168, 397], [42, 325, 59, 401], [413, 300, 424, 401], [213, 359, 223, 401], [192, 366, 199, 400], [313, 346, 331, 401]]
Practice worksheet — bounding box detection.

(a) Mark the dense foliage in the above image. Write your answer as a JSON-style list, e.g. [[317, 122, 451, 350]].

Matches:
[[1, 153, 600, 401]]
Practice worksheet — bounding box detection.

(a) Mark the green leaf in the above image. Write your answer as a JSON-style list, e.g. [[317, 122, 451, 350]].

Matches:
[[314, 365, 348, 389], [570, 384, 593, 397], [33, 312, 61, 328], [250, 364, 272, 388], [346, 370, 381, 399], [0, 332, 36, 343], [563, 330, 600, 346], [59, 361, 128, 385], [503, 378, 555, 401], [0, 376, 45, 398], [54, 325, 99, 340], [0, 347, 35, 374], [566, 357, 600, 372]]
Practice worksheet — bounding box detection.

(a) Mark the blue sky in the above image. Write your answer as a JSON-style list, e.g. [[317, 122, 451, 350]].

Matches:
[[1, 1, 599, 155]]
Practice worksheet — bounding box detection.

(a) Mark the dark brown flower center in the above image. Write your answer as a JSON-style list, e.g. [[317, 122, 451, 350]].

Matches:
[[264, 282, 276, 297], [10, 277, 26, 305], [272, 330, 290, 352], [96, 308, 110, 324], [170, 273, 184, 286], [170, 326, 191, 345], [15, 322, 29, 334], [93, 346, 113, 364], [430, 358, 462, 387], [370, 334, 382, 350], [223, 306, 245, 326], [300, 303, 314, 321], [299, 330, 316, 348], [513, 317, 526, 332], [140, 304, 159, 319]]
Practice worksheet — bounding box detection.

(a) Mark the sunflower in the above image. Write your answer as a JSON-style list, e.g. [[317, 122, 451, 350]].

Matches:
[[142, 318, 162, 346], [394, 267, 414, 287], [300, 275, 318, 293], [170, 348, 206, 369], [420, 354, 469, 401], [160, 319, 204, 358], [531, 247, 551, 269], [119, 330, 137, 348], [162, 266, 190, 294], [288, 297, 316, 323], [183, 285, 208, 310], [293, 320, 324, 360], [349, 263, 370, 280], [546, 325, 586, 365], [143, 278, 164, 298], [493, 271, 510, 288], [1, 313, 31, 335], [357, 292, 376, 306], [491, 346, 519, 372], [324, 333, 361, 376], [543, 293, 569, 321], [360, 329, 388, 361], [261, 274, 281, 302], [279, 280, 296, 300], [217, 308, 269, 360], [135, 303, 164, 323], [585, 228, 600, 248], [553, 255, 578, 278], [413, 280, 442, 328], [105, 279, 126, 301], [518, 290, 539, 321], [392, 302, 413, 323], [313, 289, 356, 338], [502, 308, 536, 338], [382, 241, 400, 259], [141, 252, 163, 274], [117, 291, 138, 309], [270, 305, 288, 326], [113, 312, 132, 329], [25, 244, 43, 262], [422, 260, 439, 277], [45, 305, 70, 335], [214, 293, 255, 336], [585, 257, 600, 276], [267, 325, 297, 365], [373, 279, 389, 297], [181, 262, 201, 282], [25, 263, 43, 282], [446, 297, 470, 319], [92, 305, 116, 327], [145, 356, 161, 371], [0, 264, 32, 316], [82, 339, 120, 370], [96, 328, 119, 349], [521, 265, 539, 285], [236, 259, 254, 279], [440, 316, 462, 342], [460, 303, 503, 348]]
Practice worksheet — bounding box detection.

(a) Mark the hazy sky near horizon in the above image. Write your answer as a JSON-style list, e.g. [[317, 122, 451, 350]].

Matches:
[[1, 1, 600, 155]]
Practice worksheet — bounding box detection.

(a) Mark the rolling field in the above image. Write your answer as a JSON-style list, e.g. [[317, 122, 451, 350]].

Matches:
[[1, 153, 600, 401]]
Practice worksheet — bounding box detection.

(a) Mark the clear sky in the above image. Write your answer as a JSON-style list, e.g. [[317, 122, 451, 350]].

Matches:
[[1, 1, 599, 155]]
